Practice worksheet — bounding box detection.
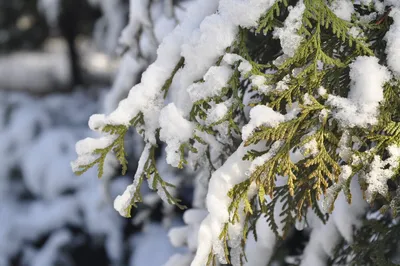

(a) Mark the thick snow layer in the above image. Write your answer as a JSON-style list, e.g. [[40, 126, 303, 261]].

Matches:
[[327, 56, 391, 128]]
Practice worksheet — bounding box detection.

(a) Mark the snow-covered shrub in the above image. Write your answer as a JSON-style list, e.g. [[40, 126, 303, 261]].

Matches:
[[0, 90, 130, 265], [74, 0, 400, 265]]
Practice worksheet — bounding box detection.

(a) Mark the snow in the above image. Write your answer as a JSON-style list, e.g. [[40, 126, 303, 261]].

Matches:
[[62, 0, 400, 265], [83, 0, 218, 147], [164, 253, 193, 266], [130, 223, 184, 266], [90, 0, 126, 54], [301, 138, 319, 157], [160, 103, 195, 167], [223, 53, 252, 74], [329, 0, 354, 21], [187, 65, 233, 102], [244, 177, 288, 266], [104, 54, 146, 114], [385, 0, 400, 8], [119, 0, 151, 50], [114, 143, 152, 217], [385, 8, 400, 77], [242, 105, 285, 141], [0, 90, 128, 265], [206, 102, 230, 126], [243, 214, 277, 266], [318, 86, 327, 96], [28, 230, 72, 266], [302, 178, 367, 265], [249, 141, 283, 173], [0, 52, 70, 93], [364, 145, 400, 202], [191, 142, 266, 266], [275, 75, 291, 91], [327, 56, 391, 128], [273, 0, 305, 57], [23, 129, 82, 199]]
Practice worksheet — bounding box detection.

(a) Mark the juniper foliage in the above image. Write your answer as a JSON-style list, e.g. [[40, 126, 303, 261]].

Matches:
[[73, 0, 400, 265]]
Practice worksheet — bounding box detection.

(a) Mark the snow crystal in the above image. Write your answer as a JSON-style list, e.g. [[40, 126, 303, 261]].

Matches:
[[159, 103, 194, 167], [273, 0, 305, 57], [385, 8, 400, 77], [242, 105, 285, 141], [327, 56, 391, 128]]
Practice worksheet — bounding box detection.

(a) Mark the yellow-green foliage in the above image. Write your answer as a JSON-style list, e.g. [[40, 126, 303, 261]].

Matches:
[[73, 0, 400, 264]]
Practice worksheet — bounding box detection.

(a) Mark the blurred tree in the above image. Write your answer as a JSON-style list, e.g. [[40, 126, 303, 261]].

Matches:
[[0, 0, 48, 51]]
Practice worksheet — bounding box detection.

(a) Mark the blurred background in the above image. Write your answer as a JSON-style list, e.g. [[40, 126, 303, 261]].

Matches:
[[0, 1, 191, 265]]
